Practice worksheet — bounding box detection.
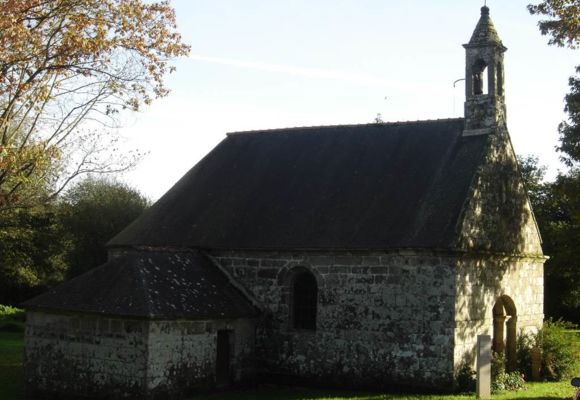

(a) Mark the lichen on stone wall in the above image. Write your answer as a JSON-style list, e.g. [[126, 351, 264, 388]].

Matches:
[[212, 250, 459, 388], [453, 255, 544, 372], [25, 312, 149, 399], [25, 312, 256, 399], [456, 125, 543, 256]]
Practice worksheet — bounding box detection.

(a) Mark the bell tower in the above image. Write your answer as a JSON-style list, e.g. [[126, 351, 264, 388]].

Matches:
[[463, 6, 507, 135]]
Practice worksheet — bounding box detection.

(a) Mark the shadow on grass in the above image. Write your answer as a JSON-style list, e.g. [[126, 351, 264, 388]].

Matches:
[[192, 385, 471, 400], [0, 331, 25, 400], [0, 365, 24, 400]]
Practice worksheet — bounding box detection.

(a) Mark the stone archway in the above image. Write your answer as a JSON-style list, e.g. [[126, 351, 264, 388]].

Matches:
[[492, 295, 517, 372]]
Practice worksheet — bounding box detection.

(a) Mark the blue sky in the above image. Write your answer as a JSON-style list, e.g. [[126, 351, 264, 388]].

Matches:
[[120, 0, 578, 200]]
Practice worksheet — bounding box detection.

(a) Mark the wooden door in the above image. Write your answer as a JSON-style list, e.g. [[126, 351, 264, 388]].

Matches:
[[216, 330, 232, 387]]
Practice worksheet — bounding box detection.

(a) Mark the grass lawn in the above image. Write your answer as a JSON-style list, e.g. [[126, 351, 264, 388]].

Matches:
[[0, 329, 577, 400], [192, 381, 576, 400], [0, 331, 25, 400]]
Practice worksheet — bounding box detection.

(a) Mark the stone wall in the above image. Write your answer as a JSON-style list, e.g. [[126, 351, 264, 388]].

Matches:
[[146, 318, 256, 397], [25, 311, 149, 399], [457, 125, 543, 257], [210, 250, 458, 388], [25, 311, 256, 399], [453, 255, 544, 368], [453, 124, 545, 368]]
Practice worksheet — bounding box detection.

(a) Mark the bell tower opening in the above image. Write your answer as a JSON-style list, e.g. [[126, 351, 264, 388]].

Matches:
[[472, 59, 488, 95], [463, 6, 507, 133]]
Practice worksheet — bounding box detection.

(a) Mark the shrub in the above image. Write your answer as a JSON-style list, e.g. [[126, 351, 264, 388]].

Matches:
[[491, 351, 506, 380], [0, 305, 25, 332], [490, 351, 526, 393], [516, 331, 535, 379], [516, 319, 578, 382], [491, 372, 526, 393], [0, 305, 24, 321], [456, 361, 476, 393], [539, 320, 577, 381]]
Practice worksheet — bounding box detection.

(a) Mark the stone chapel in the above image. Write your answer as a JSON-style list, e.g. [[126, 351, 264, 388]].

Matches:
[[23, 6, 545, 399]]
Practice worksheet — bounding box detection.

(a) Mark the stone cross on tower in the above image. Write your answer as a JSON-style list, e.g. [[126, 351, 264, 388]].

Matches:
[[463, 6, 507, 135]]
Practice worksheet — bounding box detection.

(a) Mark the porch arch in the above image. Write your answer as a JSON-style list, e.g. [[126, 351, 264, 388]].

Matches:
[[492, 295, 517, 372]]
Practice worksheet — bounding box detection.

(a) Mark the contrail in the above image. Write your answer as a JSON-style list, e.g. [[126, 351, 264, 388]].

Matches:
[[188, 54, 443, 91]]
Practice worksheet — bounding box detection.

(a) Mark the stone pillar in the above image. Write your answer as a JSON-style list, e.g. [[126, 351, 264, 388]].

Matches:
[[477, 335, 491, 400], [506, 316, 517, 372], [492, 315, 506, 353], [531, 347, 542, 381]]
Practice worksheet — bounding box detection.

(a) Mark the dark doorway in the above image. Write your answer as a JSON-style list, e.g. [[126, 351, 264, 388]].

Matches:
[[216, 330, 232, 387]]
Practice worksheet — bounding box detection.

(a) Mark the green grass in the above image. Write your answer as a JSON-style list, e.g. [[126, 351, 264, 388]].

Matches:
[[192, 381, 576, 400], [0, 305, 25, 400], [0, 331, 25, 400], [567, 329, 580, 377]]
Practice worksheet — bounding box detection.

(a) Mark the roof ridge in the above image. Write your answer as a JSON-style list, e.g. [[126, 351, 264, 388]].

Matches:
[[227, 117, 465, 136]]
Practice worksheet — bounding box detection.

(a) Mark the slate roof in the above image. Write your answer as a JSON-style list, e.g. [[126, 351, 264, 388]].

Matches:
[[23, 250, 258, 319], [109, 118, 490, 250]]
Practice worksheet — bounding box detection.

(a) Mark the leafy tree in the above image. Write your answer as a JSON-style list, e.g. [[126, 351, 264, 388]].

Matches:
[[60, 177, 149, 278], [518, 156, 580, 323], [558, 67, 580, 166], [542, 171, 580, 319], [0, 205, 68, 304], [0, 177, 149, 303], [0, 0, 189, 211], [518, 155, 548, 206], [528, 0, 580, 49], [528, 1, 580, 323], [528, 1, 579, 166]]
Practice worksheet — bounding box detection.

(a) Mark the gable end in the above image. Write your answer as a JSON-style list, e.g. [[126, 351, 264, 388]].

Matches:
[[454, 126, 543, 257]]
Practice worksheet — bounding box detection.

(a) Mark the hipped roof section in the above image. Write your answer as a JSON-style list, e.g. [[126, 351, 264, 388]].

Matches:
[[23, 250, 258, 319], [109, 118, 489, 250]]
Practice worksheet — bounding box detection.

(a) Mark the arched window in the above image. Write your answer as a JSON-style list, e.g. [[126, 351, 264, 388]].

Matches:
[[292, 270, 318, 330]]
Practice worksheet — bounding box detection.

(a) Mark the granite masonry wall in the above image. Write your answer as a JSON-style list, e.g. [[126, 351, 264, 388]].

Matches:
[[146, 318, 256, 397], [453, 255, 544, 368], [25, 311, 149, 399], [453, 124, 545, 366], [211, 249, 544, 389], [25, 312, 256, 399], [211, 250, 459, 388], [457, 125, 543, 257]]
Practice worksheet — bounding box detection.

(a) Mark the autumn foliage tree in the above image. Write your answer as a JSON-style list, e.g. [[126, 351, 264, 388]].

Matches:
[[0, 0, 189, 211], [528, 0, 579, 49]]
